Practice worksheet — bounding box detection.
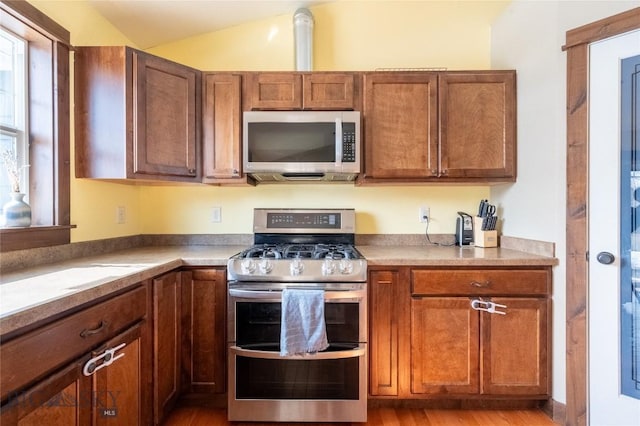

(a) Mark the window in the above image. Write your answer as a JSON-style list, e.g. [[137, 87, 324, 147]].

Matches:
[[0, 28, 28, 207], [0, 1, 71, 252]]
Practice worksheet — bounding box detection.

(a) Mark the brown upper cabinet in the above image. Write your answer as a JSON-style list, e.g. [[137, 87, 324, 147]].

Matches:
[[202, 73, 248, 184], [246, 72, 359, 110], [75, 46, 202, 183], [362, 72, 439, 180], [360, 71, 516, 184]]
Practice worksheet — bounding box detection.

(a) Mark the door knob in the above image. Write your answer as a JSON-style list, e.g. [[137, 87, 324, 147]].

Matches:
[[596, 251, 615, 265]]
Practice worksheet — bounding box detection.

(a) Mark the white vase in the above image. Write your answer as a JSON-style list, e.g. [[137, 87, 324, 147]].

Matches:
[[3, 192, 31, 227]]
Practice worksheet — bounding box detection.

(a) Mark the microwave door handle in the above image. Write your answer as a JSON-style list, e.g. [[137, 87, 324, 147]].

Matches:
[[335, 118, 343, 166]]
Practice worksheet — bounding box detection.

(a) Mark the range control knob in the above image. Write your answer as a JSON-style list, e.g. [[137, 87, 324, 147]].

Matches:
[[290, 259, 304, 275], [241, 259, 256, 274], [322, 259, 336, 275], [339, 259, 354, 274], [259, 259, 273, 274]]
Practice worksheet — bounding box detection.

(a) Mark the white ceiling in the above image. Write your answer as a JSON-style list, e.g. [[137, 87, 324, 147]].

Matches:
[[88, 0, 329, 49]]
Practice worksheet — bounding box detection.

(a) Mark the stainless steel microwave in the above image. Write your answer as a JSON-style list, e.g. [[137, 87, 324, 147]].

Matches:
[[242, 111, 361, 183]]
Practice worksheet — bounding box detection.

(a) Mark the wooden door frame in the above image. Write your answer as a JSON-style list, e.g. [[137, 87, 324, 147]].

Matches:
[[564, 7, 640, 426]]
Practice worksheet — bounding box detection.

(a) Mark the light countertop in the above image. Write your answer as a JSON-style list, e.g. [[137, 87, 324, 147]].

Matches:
[[358, 245, 558, 266], [0, 244, 556, 336], [0, 246, 244, 335]]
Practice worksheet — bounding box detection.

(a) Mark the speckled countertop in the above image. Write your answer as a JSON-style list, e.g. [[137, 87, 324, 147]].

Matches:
[[0, 246, 244, 335], [0, 243, 557, 336], [358, 245, 558, 266]]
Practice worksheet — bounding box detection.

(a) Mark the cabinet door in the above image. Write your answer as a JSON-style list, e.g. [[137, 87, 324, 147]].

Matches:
[[133, 51, 200, 179], [369, 270, 399, 396], [92, 323, 148, 425], [202, 74, 242, 181], [181, 269, 227, 394], [0, 324, 149, 426], [249, 73, 302, 110], [0, 361, 90, 425], [363, 73, 438, 180], [439, 71, 516, 179], [302, 73, 356, 110], [480, 297, 549, 396], [153, 272, 181, 424], [410, 297, 480, 395]]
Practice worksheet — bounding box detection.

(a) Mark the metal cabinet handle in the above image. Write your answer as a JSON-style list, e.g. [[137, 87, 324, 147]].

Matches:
[[83, 343, 126, 377], [80, 320, 107, 338], [470, 299, 506, 315], [470, 280, 491, 288]]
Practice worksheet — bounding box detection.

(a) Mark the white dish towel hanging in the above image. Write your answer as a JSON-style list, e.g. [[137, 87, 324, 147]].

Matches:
[[280, 288, 329, 356]]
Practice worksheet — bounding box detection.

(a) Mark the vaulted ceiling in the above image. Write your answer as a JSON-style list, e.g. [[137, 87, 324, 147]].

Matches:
[[88, 0, 329, 48]]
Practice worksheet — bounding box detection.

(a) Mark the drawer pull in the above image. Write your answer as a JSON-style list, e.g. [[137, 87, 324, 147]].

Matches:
[[470, 299, 506, 315], [83, 343, 126, 376], [80, 320, 107, 338], [470, 280, 492, 288]]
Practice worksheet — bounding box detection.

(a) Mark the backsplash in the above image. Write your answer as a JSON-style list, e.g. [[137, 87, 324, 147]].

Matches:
[[0, 233, 553, 273]]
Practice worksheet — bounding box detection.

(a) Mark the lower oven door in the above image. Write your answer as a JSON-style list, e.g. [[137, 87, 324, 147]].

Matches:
[[227, 285, 367, 422], [228, 343, 367, 422]]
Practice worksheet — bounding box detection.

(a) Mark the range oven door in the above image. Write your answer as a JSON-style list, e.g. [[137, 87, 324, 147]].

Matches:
[[227, 286, 367, 422]]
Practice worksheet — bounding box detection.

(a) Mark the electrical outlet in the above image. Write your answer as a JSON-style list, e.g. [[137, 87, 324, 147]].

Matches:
[[419, 206, 430, 223], [116, 206, 126, 224], [211, 206, 222, 223]]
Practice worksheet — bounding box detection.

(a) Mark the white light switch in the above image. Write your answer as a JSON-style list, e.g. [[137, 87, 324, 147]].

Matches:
[[116, 206, 126, 224], [211, 207, 222, 223]]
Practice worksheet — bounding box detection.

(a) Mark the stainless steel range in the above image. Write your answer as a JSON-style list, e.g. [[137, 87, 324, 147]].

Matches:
[[227, 208, 367, 423]]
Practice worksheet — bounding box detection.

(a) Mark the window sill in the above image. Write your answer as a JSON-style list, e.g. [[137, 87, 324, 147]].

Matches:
[[0, 225, 76, 252]]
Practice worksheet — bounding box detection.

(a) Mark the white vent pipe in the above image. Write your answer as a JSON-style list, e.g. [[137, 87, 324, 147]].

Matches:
[[293, 8, 314, 71]]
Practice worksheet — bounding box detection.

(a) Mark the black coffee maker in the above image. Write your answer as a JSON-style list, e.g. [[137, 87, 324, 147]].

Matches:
[[455, 212, 474, 246]]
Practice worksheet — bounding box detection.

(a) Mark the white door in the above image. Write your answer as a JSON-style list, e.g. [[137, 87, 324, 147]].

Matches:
[[589, 29, 640, 426]]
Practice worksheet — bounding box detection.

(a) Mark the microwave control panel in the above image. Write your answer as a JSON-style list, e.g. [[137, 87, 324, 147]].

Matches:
[[342, 123, 357, 162]]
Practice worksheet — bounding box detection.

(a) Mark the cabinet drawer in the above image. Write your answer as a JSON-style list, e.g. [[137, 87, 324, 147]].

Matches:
[[0, 285, 147, 401], [411, 269, 550, 296]]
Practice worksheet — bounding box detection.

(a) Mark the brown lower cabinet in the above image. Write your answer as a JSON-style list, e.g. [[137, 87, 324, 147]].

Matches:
[[0, 267, 229, 426], [180, 268, 227, 395], [152, 268, 227, 424], [2, 263, 549, 425], [369, 266, 551, 400], [0, 284, 152, 425], [152, 271, 182, 423]]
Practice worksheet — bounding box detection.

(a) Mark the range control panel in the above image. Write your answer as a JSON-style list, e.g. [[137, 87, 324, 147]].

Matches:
[[253, 208, 355, 234], [267, 212, 341, 229]]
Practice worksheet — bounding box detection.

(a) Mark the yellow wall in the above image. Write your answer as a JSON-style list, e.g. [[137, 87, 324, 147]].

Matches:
[[147, 1, 508, 71], [29, 0, 144, 241], [30, 0, 510, 241]]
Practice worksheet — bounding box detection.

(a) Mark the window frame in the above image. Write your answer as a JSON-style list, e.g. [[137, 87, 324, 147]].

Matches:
[[1, 27, 29, 203], [0, 1, 72, 252]]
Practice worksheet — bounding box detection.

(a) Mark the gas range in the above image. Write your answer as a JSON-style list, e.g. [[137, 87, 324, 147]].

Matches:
[[227, 209, 367, 283]]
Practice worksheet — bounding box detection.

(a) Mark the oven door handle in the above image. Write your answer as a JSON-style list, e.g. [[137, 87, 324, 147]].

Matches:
[[229, 344, 366, 360], [228, 288, 364, 301]]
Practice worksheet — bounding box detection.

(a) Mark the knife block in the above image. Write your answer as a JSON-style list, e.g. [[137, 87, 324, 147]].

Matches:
[[473, 217, 498, 248]]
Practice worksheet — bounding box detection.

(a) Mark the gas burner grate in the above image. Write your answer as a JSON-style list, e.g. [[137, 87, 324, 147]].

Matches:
[[238, 243, 362, 260]]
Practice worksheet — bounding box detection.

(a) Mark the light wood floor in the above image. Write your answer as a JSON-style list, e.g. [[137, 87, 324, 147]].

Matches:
[[163, 406, 560, 425]]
